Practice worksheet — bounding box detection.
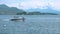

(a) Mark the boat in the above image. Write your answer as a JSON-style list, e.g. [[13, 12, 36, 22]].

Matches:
[[10, 16, 25, 21]]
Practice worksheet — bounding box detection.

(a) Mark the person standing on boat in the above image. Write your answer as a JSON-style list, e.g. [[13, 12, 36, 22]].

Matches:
[[22, 17, 25, 22]]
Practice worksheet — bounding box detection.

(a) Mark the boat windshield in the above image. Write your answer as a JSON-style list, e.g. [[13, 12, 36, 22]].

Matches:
[[14, 16, 19, 18]]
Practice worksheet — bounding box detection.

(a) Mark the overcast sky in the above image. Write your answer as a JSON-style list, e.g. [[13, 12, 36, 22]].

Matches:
[[0, 0, 60, 10]]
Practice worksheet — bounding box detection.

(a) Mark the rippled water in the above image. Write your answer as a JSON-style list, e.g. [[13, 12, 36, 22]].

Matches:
[[0, 15, 60, 34]]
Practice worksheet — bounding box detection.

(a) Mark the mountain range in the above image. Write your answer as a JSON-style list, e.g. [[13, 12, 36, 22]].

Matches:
[[27, 7, 60, 14], [0, 4, 60, 15], [0, 4, 25, 15]]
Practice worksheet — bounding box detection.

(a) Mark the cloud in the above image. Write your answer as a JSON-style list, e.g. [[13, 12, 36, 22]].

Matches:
[[0, 0, 60, 10], [20, 0, 48, 9], [19, 0, 60, 10], [6, 3, 19, 8], [49, 1, 60, 10]]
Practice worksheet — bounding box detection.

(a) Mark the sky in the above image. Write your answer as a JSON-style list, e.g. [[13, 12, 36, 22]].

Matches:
[[0, 0, 60, 11]]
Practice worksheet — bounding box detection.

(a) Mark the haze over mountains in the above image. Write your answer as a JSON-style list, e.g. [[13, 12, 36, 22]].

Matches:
[[0, 4, 25, 15], [0, 4, 60, 15], [27, 4, 60, 14]]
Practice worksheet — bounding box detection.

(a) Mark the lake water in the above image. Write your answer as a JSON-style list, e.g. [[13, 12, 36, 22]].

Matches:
[[0, 15, 60, 34]]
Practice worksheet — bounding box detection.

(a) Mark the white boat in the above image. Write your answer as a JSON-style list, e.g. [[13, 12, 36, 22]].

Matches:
[[10, 16, 25, 21]]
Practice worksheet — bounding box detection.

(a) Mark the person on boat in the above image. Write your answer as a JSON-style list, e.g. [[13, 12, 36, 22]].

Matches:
[[14, 16, 19, 19], [22, 17, 25, 22]]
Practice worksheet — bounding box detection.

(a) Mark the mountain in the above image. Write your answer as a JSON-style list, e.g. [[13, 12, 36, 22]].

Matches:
[[0, 4, 25, 15], [27, 7, 60, 14], [0, 4, 59, 15]]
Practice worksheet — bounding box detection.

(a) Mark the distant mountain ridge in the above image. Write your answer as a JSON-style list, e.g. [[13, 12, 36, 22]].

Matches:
[[0, 4, 25, 15], [27, 7, 60, 14], [0, 4, 59, 15]]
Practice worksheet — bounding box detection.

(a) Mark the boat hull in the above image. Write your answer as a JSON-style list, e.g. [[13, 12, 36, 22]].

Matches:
[[10, 18, 25, 22]]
